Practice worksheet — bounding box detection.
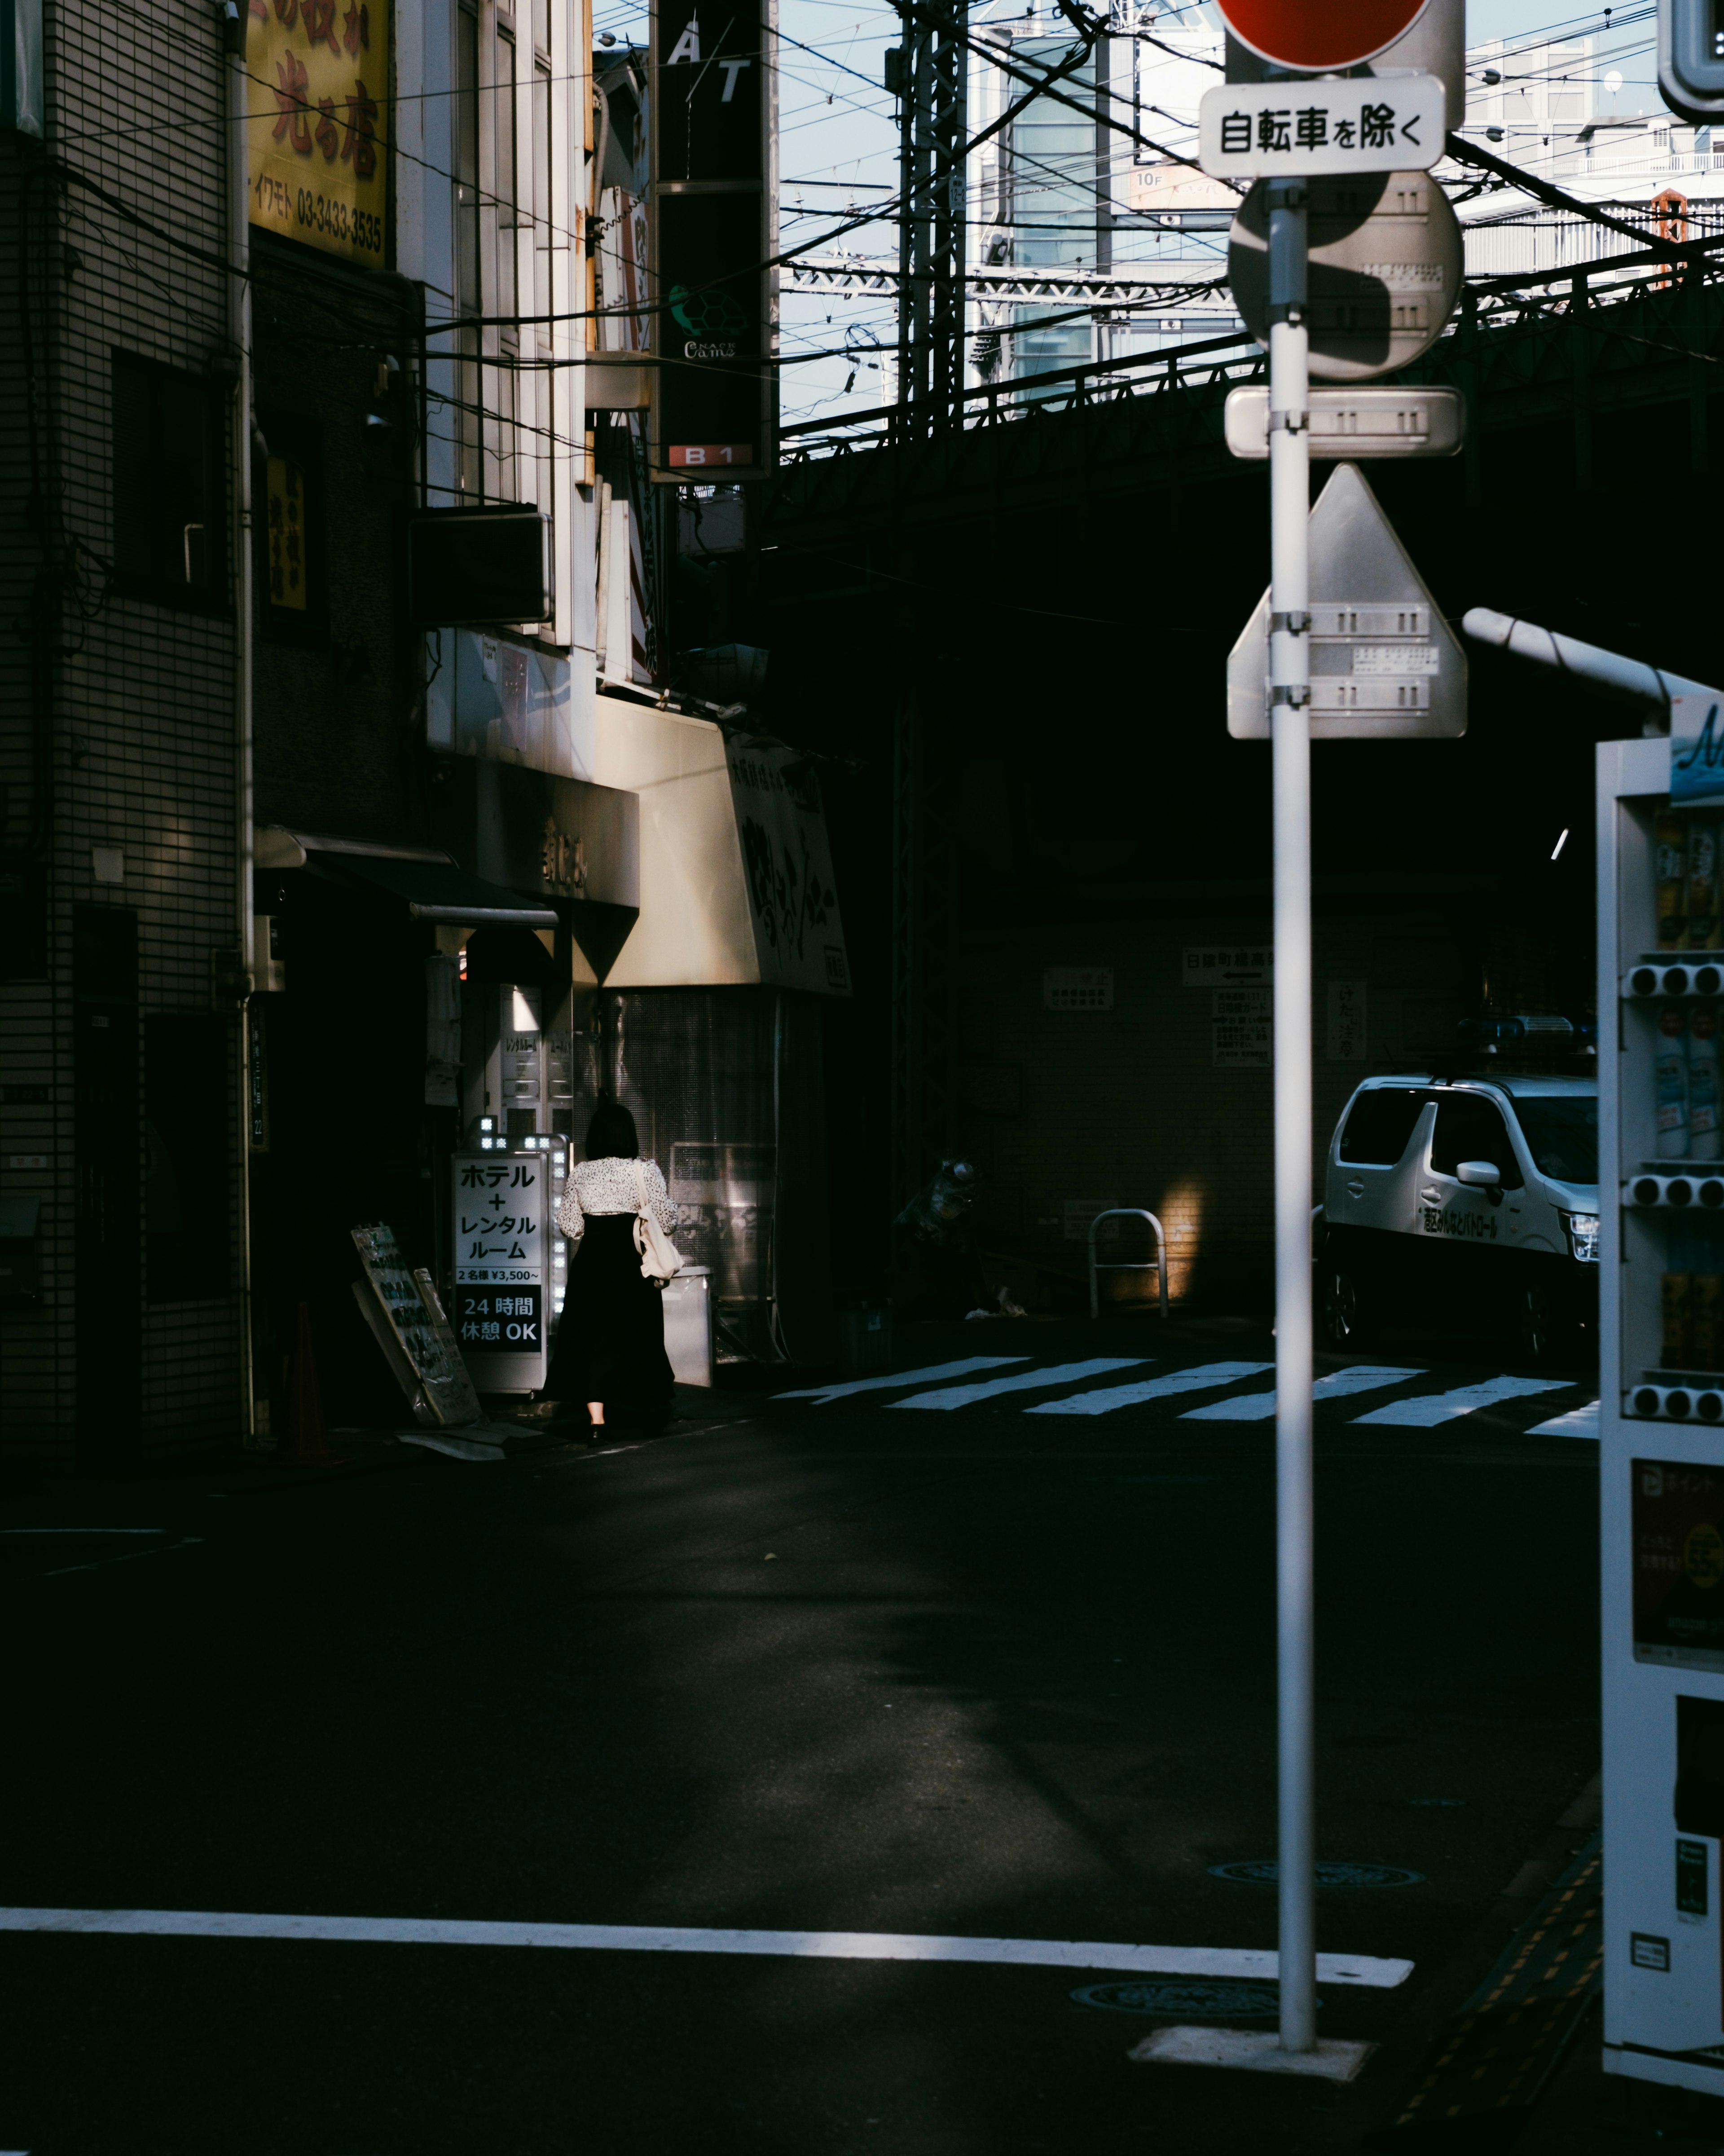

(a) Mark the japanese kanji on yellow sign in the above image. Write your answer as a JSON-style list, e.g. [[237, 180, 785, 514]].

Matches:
[[247, 0, 389, 266], [264, 458, 308, 610]]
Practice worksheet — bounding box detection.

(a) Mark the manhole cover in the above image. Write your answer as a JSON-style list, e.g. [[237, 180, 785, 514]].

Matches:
[[1072, 1978, 1311, 2019], [1209, 1859, 1425, 1887]]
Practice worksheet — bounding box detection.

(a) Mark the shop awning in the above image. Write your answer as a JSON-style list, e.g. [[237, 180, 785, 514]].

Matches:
[[255, 825, 557, 928], [322, 857, 559, 929], [256, 826, 453, 871]]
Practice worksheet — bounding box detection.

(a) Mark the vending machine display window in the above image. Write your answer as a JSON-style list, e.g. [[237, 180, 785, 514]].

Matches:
[[1634, 1460, 1724, 1672]]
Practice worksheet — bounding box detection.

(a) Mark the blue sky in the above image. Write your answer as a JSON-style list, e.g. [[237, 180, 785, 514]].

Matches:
[[585, 1, 1668, 423]]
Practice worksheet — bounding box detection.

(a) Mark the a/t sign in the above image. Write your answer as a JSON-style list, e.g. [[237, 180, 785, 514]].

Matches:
[[1217, 0, 1430, 70]]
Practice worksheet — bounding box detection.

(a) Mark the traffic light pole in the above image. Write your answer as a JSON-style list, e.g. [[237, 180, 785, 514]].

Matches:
[[1266, 175, 1316, 2059]]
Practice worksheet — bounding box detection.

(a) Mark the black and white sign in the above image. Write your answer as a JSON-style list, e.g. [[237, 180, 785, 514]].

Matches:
[[1227, 463, 1466, 740], [452, 1153, 549, 1390], [1224, 385, 1464, 460], [1228, 171, 1463, 382], [1199, 75, 1443, 178]]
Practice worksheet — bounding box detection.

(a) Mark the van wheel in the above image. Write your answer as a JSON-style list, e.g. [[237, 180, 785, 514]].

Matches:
[[1517, 1280, 1572, 1368], [1324, 1263, 1374, 1350]]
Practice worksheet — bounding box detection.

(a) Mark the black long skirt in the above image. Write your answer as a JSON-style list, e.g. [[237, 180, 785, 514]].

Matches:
[[543, 1212, 674, 1416]]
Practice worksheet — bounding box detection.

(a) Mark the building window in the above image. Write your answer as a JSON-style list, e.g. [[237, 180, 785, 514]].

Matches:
[[144, 1013, 231, 1303], [111, 354, 226, 609]]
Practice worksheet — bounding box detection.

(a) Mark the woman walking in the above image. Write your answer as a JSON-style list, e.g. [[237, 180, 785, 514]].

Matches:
[[542, 1101, 678, 1433]]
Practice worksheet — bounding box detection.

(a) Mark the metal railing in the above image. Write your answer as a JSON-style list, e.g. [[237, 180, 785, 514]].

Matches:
[[1088, 1209, 1169, 1323], [777, 232, 1724, 468]]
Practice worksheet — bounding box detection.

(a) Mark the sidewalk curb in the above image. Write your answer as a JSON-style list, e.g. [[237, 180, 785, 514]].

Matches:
[[1289, 1770, 1604, 2153]]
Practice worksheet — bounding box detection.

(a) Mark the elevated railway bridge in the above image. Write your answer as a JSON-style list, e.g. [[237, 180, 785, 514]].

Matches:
[[746, 249, 1724, 1271]]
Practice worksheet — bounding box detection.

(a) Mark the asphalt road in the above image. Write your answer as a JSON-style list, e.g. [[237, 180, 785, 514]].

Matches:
[[0, 1313, 1615, 2154]]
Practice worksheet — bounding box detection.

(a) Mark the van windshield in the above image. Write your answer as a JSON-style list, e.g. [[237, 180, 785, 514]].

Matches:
[[1506, 1095, 1598, 1185]]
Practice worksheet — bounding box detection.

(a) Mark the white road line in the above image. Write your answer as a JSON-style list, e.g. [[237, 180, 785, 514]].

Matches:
[[1027, 1361, 1275, 1418], [890, 1358, 1149, 1411], [1350, 1375, 1570, 1427], [1179, 1366, 1423, 1423], [1526, 1399, 1601, 1439], [773, 1357, 1029, 1406], [10, 1537, 205, 1580], [0, 1907, 1412, 1988]]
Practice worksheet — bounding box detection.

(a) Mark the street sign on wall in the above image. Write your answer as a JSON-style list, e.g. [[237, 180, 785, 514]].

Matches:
[[1227, 462, 1466, 740], [649, 0, 778, 481], [1216, 0, 1431, 71], [1224, 386, 1465, 459], [1228, 170, 1463, 381], [1198, 75, 1443, 179]]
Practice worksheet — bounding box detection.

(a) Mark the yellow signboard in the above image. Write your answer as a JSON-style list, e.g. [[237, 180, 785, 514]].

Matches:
[[264, 458, 308, 610], [246, 0, 389, 266]]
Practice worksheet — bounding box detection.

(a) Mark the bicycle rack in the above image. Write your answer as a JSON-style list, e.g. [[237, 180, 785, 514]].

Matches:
[[1087, 1209, 1169, 1321]]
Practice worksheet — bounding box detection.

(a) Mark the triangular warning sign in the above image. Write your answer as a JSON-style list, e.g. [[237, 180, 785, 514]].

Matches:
[[1227, 463, 1466, 741]]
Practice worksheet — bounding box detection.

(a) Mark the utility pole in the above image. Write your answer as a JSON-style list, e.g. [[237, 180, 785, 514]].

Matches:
[[1265, 168, 1314, 2057], [893, 0, 968, 434], [1139, 0, 1453, 2080]]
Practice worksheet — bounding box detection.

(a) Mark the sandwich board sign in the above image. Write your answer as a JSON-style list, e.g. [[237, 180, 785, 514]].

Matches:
[[352, 1222, 484, 1426], [1227, 461, 1466, 740]]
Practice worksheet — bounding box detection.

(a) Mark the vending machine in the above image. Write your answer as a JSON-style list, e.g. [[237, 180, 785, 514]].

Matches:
[[1599, 728, 1724, 2092]]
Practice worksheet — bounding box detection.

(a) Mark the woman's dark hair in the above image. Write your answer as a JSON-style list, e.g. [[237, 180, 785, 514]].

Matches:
[[585, 1100, 640, 1160]]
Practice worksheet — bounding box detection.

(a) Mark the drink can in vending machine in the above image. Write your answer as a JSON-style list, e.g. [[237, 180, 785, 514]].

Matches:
[[1658, 811, 1689, 949], [1658, 1005, 1691, 1157], [1662, 1268, 1694, 1369], [1690, 1006, 1721, 1161], [1689, 818, 1722, 950], [1692, 1268, 1724, 1374]]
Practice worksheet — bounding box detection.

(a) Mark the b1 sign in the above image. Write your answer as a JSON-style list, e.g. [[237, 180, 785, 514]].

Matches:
[[1199, 75, 1444, 178]]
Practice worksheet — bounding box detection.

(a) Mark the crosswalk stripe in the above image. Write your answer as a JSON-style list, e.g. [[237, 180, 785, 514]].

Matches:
[[773, 1357, 1028, 1406], [1350, 1375, 1569, 1427], [1027, 1360, 1275, 1418], [0, 1905, 1412, 1987], [1179, 1365, 1423, 1422], [890, 1358, 1150, 1410], [1526, 1399, 1601, 1438]]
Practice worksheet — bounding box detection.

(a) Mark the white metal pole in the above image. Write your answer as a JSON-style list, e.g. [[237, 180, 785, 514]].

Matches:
[[1266, 175, 1315, 2057]]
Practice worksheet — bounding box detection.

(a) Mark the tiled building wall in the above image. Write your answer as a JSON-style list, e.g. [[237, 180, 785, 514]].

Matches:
[[0, 3, 243, 1467]]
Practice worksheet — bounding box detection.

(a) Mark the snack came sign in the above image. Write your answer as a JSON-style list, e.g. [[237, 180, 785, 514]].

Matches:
[[247, 0, 389, 266]]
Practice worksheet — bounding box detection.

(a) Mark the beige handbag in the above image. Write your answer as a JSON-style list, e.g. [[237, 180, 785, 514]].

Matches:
[[631, 1161, 683, 1285]]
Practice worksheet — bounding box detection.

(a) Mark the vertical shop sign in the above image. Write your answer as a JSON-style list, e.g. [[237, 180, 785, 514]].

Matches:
[[1327, 979, 1368, 1059], [247, 0, 390, 267], [452, 1153, 548, 1389], [726, 739, 850, 992], [649, 0, 777, 478], [264, 457, 308, 610]]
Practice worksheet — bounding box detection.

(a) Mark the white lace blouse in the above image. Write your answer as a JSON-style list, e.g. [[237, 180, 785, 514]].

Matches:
[[555, 1155, 678, 1240]]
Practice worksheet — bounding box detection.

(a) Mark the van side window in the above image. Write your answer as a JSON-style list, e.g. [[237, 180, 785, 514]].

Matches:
[[1338, 1089, 1426, 1165], [1430, 1094, 1524, 1189]]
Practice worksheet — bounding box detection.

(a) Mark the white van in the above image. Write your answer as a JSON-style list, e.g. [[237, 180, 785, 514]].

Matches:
[[1317, 1074, 1599, 1362]]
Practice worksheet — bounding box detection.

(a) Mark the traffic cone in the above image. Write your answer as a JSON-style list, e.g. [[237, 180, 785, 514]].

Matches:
[[276, 1301, 338, 1466]]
